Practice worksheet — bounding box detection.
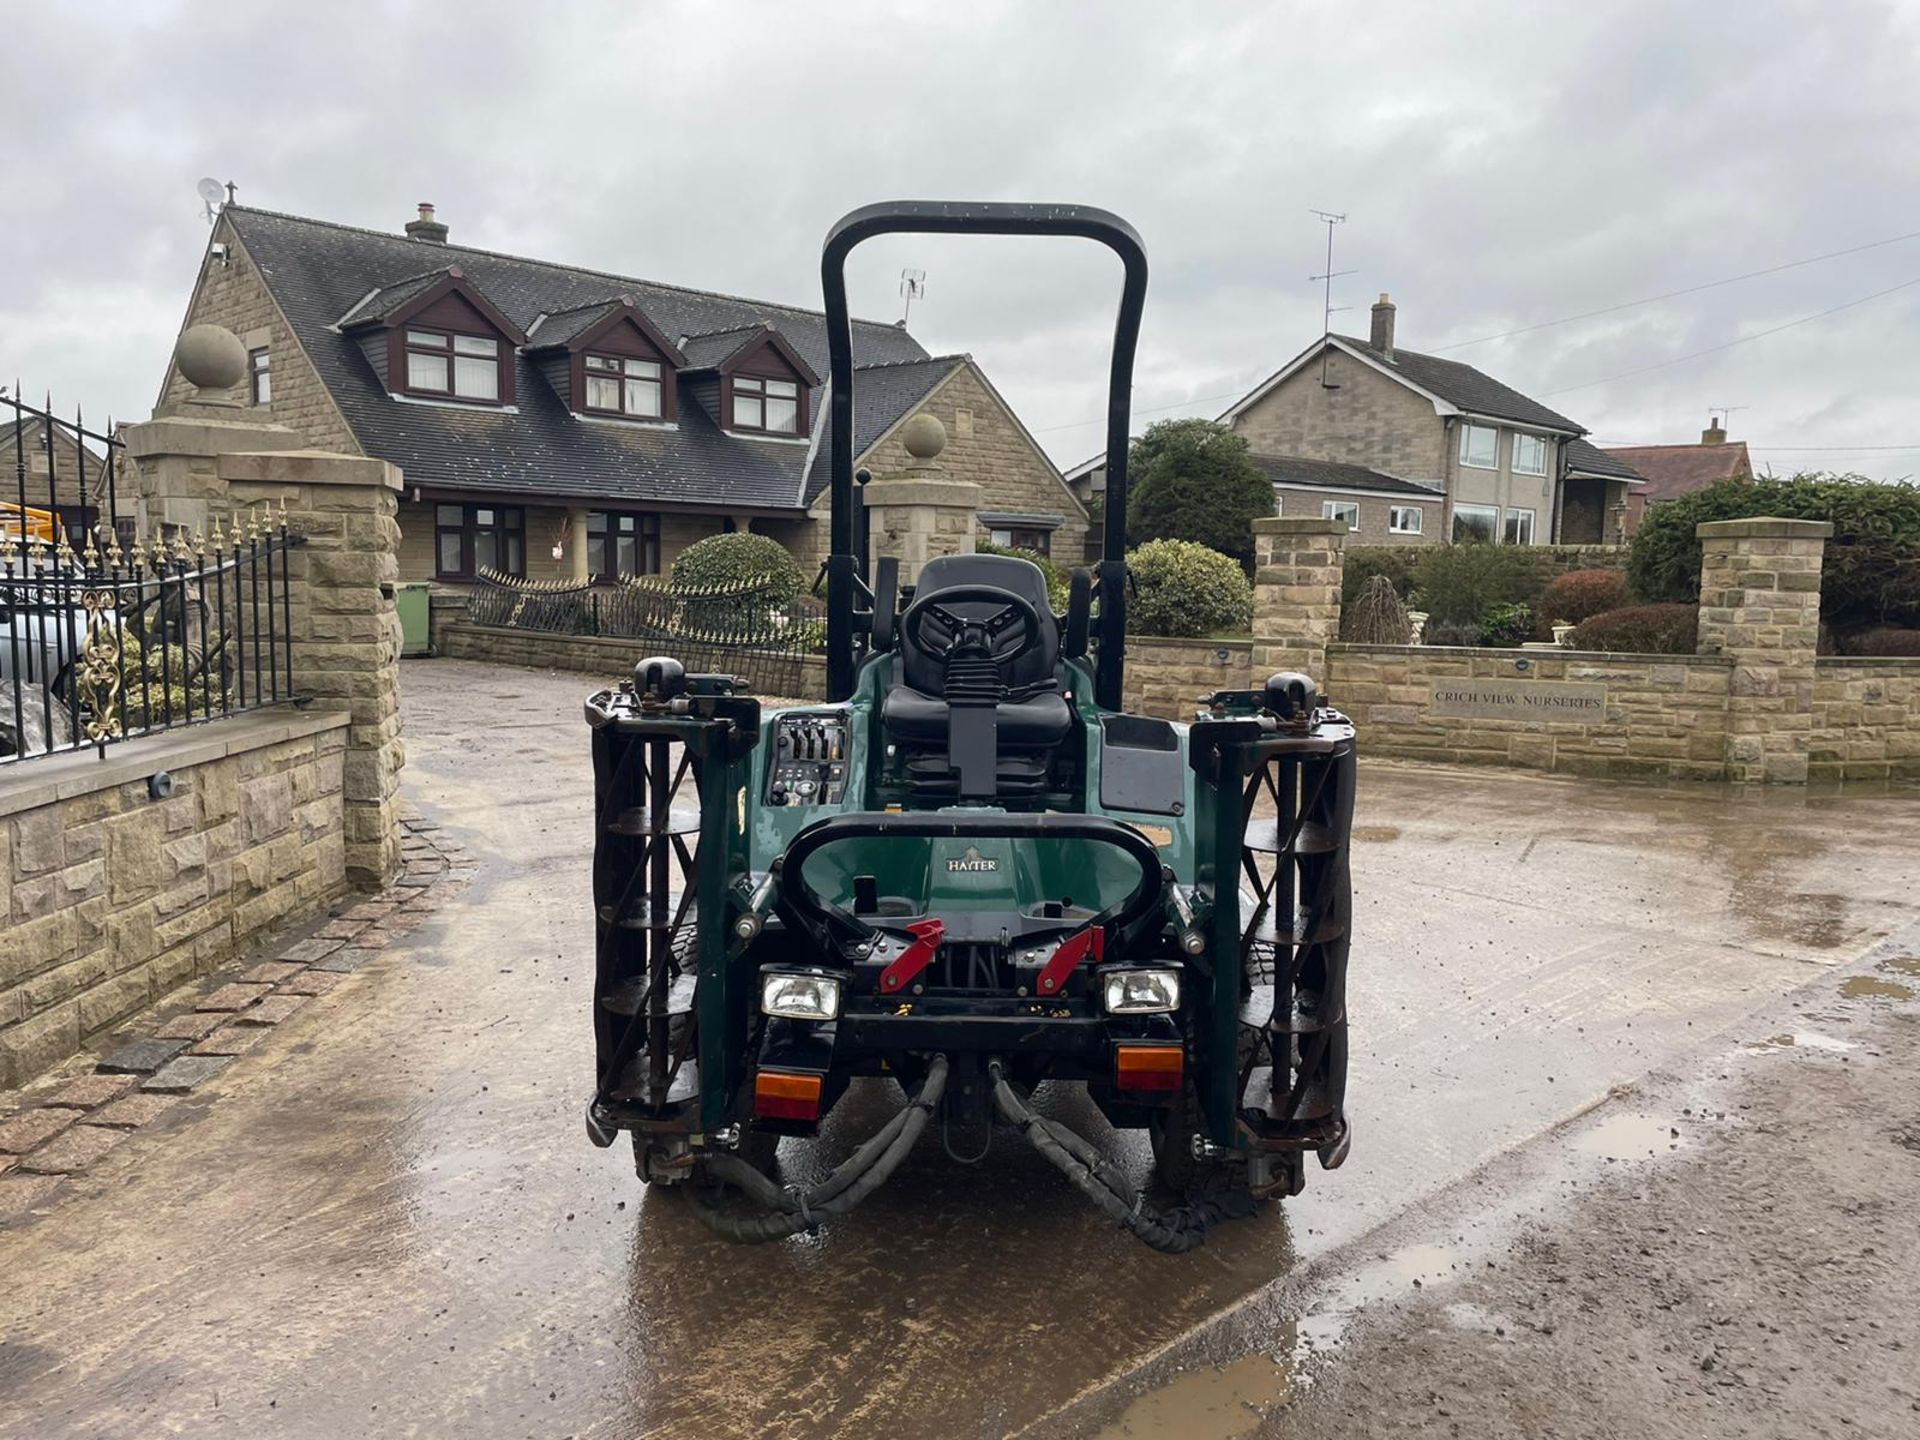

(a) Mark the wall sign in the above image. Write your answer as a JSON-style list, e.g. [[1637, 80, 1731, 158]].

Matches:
[[1428, 678, 1606, 721]]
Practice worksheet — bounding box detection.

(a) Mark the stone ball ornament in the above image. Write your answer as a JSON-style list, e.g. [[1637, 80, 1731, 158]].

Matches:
[[175, 323, 248, 391], [900, 411, 947, 461]]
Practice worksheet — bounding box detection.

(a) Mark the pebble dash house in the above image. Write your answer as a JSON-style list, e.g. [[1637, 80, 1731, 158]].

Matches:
[[158, 201, 1090, 589]]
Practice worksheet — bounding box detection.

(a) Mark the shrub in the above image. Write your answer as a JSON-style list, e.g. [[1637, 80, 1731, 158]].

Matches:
[[671, 531, 804, 600], [1341, 573, 1413, 644], [1839, 626, 1920, 657], [1407, 544, 1540, 624], [1478, 602, 1535, 647], [1124, 419, 1275, 571], [1535, 568, 1631, 637], [1627, 474, 1920, 635], [1342, 545, 1421, 611], [1570, 603, 1700, 654], [670, 531, 804, 638], [1422, 619, 1486, 647], [1125, 538, 1253, 638], [976, 538, 1070, 611]]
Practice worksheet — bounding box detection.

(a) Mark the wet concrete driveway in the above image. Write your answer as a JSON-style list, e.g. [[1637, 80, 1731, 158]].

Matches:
[[5, 659, 1919, 1438]]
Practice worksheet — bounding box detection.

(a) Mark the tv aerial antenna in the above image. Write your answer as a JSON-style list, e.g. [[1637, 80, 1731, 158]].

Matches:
[[1309, 209, 1353, 387], [899, 268, 927, 324], [197, 177, 232, 224], [1707, 403, 1748, 430]]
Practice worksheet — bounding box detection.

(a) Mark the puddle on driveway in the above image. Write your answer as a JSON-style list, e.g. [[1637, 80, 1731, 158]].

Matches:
[[1573, 1112, 1683, 1161], [1350, 825, 1401, 843], [1879, 955, 1920, 977], [1841, 976, 1916, 1001], [1745, 1031, 1857, 1054], [1093, 1347, 1299, 1439]]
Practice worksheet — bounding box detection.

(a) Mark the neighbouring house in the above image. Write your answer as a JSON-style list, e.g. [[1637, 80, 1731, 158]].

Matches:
[[0, 410, 113, 538], [1561, 439, 1647, 544], [157, 203, 1089, 589], [1217, 294, 1597, 546], [1605, 419, 1753, 535]]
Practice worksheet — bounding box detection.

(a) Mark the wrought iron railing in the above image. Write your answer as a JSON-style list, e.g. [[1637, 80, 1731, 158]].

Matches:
[[467, 569, 825, 696], [2, 391, 303, 764]]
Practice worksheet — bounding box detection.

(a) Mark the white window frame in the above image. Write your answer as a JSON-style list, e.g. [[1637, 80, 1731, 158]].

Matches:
[[1503, 507, 1536, 545], [1458, 423, 1499, 470], [1452, 503, 1500, 543], [1511, 432, 1548, 476], [1388, 505, 1423, 535], [1322, 500, 1360, 530]]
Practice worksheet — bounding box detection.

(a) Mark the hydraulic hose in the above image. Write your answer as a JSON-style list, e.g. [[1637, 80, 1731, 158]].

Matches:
[[988, 1062, 1255, 1254], [688, 1056, 950, 1243]]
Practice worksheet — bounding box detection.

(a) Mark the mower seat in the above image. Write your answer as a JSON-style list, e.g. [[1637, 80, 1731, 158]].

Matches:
[[881, 554, 1074, 783]]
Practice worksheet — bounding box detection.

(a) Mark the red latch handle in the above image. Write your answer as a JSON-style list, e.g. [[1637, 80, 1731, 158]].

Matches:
[[1035, 925, 1104, 995], [878, 918, 945, 994]]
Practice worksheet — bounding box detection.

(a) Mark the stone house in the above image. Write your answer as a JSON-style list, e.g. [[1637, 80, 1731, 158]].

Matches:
[[157, 203, 1088, 590], [1218, 295, 1609, 546]]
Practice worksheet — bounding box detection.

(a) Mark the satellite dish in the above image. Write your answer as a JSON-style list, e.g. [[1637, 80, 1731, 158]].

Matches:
[[197, 177, 226, 221]]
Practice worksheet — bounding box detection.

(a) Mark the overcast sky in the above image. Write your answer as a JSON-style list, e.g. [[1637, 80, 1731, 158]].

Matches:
[[5, 0, 1918, 480]]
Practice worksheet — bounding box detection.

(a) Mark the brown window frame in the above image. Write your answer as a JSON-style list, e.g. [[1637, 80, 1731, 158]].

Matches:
[[434, 503, 525, 579], [729, 374, 804, 435], [248, 347, 271, 405], [581, 353, 665, 420], [403, 327, 505, 404], [585, 510, 662, 579]]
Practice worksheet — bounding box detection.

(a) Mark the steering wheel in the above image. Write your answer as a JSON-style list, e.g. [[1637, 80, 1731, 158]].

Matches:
[[899, 583, 1044, 669]]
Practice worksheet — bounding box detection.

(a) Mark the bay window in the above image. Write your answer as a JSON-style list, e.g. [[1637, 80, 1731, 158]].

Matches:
[[435, 503, 524, 578], [584, 354, 664, 419], [586, 510, 661, 578], [406, 329, 502, 402]]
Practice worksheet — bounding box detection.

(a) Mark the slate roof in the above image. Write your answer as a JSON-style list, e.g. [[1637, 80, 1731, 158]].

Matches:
[[678, 324, 770, 371], [225, 207, 933, 511], [336, 267, 457, 328], [1331, 335, 1586, 434], [1603, 441, 1752, 504], [523, 298, 629, 350], [802, 353, 966, 505], [1564, 438, 1645, 483], [1251, 453, 1445, 497]]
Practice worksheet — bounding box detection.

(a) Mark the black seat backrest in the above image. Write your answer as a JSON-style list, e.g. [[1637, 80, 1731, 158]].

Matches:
[[900, 553, 1060, 695]]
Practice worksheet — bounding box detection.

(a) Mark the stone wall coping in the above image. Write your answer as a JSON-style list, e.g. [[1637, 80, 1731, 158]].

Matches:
[[1329, 641, 1737, 667], [216, 450, 401, 490], [1128, 635, 1253, 653], [1695, 516, 1835, 539], [1814, 654, 1920, 669], [0, 708, 349, 820], [122, 414, 306, 460], [861, 477, 984, 507], [1252, 517, 1350, 536]]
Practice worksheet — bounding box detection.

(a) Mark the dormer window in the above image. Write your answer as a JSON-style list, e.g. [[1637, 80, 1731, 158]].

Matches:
[[583, 353, 664, 419], [732, 376, 800, 434], [405, 328, 502, 402]]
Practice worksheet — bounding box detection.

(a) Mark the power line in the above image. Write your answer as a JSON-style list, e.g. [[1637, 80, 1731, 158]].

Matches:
[[1538, 274, 1920, 398], [1432, 226, 1920, 352], [1597, 441, 1920, 452]]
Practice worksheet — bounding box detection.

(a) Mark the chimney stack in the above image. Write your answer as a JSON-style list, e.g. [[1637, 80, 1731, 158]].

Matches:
[[1370, 293, 1396, 359], [1702, 415, 1727, 445], [405, 202, 449, 244]]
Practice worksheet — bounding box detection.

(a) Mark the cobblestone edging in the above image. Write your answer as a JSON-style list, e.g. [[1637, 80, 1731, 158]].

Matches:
[[0, 815, 469, 1225]]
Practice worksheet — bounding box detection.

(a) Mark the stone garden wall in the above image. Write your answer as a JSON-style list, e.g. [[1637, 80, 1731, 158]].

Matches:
[[1810, 658, 1920, 780], [0, 713, 349, 1085], [1122, 637, 1252, 721]]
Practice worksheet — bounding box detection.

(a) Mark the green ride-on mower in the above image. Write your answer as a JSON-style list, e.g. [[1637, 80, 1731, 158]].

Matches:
[[584, 201, 1355, 1251]]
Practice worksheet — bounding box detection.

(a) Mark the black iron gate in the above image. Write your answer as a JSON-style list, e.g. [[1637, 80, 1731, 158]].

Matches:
[[2, 391, 302, 764]]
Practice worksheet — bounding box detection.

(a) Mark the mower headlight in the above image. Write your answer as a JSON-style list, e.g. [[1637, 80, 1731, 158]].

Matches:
[[760, 971, 842, 1021], [1102, 968, 1182, 1015]]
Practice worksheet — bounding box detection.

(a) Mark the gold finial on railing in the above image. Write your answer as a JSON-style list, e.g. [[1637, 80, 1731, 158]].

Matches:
[[277, 496, 290, 530], [0, 528, 17, 567], [81, 528, 101, 570], [149, 525, 168, 569], [247, 506, 263, 543], [105, 524, 123, 567], [172, 527, 194, 564], [194, 524, 208, 558]]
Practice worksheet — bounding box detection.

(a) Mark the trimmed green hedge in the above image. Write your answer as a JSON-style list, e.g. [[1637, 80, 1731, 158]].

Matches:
[[669, 531, 805, 639], [1125, 538, 1253, 638], [1628, 474, 1920, 635]]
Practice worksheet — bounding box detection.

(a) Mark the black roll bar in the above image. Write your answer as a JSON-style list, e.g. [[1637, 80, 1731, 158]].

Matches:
[[819, 200, 1149, 708]]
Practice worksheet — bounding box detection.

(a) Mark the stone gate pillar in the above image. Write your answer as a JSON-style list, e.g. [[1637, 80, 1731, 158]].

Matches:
[[1250, 516, 1348, 682], [1694, 517, 1831, 784], [861, 412, 981, 585]]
